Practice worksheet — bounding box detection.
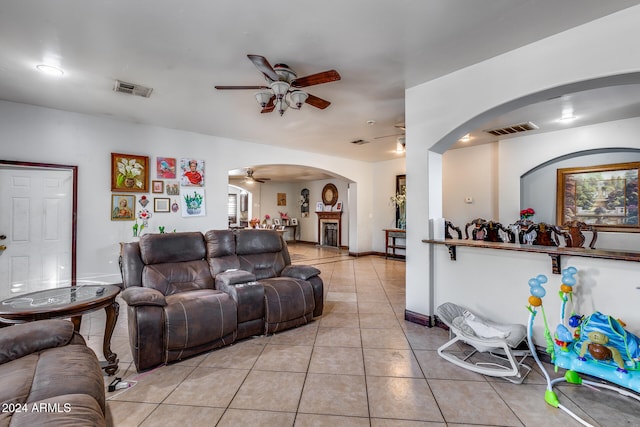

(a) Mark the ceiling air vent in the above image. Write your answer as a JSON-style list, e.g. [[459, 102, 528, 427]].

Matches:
[[114, 80, 153, 98], [351, 139, 369, 145], [484, 121, 538, 136]]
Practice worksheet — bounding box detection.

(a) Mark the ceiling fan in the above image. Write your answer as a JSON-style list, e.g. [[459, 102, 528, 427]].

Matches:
[[215, 54, 340, 116], [244, 168, 270, 184], [374, 123, 406, 153]]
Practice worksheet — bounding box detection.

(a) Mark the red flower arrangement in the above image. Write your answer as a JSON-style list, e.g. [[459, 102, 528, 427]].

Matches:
[[520, 208, 535, 219]]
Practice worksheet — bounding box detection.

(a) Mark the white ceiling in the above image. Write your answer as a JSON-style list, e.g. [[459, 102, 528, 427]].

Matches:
[[1, 0, 639, 172]]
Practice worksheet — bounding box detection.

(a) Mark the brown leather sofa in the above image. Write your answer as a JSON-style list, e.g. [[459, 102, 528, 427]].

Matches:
[[0, 319, 106, 426], [120, 229, 323, 372], [206, 229, 323, 335], [120, 232, 237, 372]]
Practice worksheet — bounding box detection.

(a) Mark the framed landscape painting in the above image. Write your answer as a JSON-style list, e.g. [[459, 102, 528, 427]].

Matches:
[[556, 162, 640, 232], [111, 153, 149, 192]]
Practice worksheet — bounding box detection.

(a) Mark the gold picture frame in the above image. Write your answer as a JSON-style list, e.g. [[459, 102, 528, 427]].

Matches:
[[111, 153, 149, 192], [111, 194, 135, 221], [556, 162, 640, 232]]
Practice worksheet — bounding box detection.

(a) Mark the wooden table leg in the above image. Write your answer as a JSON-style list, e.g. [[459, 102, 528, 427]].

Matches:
[[70, 316, 82, 332], [101, 299, 120, 375]]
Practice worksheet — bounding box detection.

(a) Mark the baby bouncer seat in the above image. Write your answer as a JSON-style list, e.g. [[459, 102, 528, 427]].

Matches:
[[436, 302, 532, 383]]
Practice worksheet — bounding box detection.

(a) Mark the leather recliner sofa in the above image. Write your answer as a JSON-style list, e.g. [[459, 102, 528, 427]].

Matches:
[[0, 319, 106, 426], [120, 229, 323, 372]]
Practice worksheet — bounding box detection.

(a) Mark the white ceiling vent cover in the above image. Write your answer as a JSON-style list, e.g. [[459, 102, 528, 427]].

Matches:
[[114, 80, 153, 98], [484, 121, 538, 136]]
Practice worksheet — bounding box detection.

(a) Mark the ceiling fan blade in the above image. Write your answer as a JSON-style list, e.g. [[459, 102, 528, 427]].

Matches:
[[261, 95, 275, 113], [305, 94, 331, 109], [291, 70, 341, 88], [214, 85, 269, 90], [247, 54, 279, 81], [374, 133, 404, 140]]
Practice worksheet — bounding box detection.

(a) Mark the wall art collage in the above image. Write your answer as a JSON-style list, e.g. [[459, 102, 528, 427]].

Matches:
[[110, 153, 207, 229]]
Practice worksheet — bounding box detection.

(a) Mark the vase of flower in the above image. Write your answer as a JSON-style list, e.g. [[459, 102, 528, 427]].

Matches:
[[390, 189, 407, 230]]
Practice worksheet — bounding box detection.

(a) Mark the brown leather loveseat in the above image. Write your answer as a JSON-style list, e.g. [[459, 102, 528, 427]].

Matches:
[[120, 229, 323, 372], [0, 319, 106, 426]]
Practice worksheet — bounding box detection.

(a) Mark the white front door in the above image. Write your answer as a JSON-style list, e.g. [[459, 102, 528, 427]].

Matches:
[[0, 166, 73, 300]]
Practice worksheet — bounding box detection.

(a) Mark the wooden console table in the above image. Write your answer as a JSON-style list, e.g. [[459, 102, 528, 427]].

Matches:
[[423, 238, 640, 274], [385, 229, 406, 259], [283, 224, 298, 243]]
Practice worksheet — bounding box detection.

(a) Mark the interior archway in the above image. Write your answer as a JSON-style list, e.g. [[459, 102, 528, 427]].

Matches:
[[227, 164, 355, 249]]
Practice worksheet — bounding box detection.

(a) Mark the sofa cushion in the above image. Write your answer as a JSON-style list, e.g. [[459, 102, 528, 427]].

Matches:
[[142, 260, 214, 295], [139, 232, 206, 264], [7, 394, 105, 427], [0, 344, 105, 417], [235, 229, 282, 254], [0, 320, 74, 364], [204, 230, 240, 275], [239, 253, 287, 279]]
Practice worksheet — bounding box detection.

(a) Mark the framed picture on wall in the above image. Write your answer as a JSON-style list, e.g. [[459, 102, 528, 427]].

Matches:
[[556, 161, 640, 232], [111, 153, 149, 192], [152, 180, 164, 193], [154, 197, 170, 213], [277, 193, 287, 206], [156, 157, 177, 179], [335, 202, 342, 212], [111, 194, 135, 220], [180, 158, 205, 186]]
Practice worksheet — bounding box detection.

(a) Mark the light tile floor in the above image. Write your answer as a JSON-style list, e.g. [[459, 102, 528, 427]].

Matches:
[[79, 244, 640, 426]]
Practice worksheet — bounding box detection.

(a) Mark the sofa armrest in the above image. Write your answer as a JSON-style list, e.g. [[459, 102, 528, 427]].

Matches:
[[215, 270, 256, 288], [281, 265, 321, 281], [122, 287, 167, 307], [0, 319, 75, 365]]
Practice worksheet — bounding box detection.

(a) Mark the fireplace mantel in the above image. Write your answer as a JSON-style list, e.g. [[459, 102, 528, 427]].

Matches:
[[316, 211, 343, 247]]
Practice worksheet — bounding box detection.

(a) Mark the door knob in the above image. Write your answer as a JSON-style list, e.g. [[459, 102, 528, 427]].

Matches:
[[0, 245, 6, 251], [0, 235, 6, 240]]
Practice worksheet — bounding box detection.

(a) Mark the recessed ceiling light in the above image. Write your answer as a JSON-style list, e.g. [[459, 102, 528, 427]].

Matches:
[[459, 134, 471, 142], [36, 64, 64, 76], [366, 120, 375, 125]]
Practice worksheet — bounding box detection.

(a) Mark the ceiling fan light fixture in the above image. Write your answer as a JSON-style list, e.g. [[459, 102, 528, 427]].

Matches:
[[275, 99, 289, 116], [290, 91, 308, 109], [270, 81, 290, 100], [254, 90, 272, 107]]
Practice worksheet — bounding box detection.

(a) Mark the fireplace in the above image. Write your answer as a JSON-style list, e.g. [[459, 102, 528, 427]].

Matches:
[[316, 211, 343, 247]]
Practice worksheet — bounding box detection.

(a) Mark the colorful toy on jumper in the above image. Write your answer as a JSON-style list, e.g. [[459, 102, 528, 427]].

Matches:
[[526, 266, 640, 426]]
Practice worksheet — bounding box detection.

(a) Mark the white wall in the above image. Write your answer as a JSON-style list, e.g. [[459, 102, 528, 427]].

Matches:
[[0, 100, 401, 285], [442, 143, 498, 231], [405, 5, 640, 339], [372, 158, 406, 251]]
